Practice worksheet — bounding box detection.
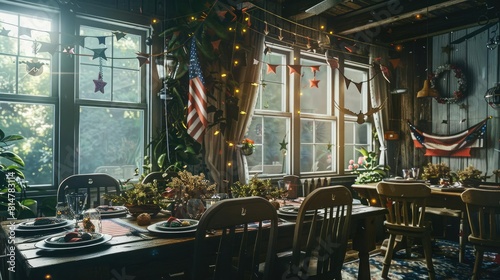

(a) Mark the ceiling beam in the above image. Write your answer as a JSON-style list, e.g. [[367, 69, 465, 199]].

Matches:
[[336, 0, 469, 35]]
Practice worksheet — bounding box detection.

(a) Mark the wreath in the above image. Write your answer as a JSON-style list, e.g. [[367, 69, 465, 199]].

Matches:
[[429, 64, 467, 104]]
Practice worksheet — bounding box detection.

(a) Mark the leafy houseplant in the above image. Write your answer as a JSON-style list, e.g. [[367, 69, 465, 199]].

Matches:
[[231, 174, 281, 201], [452, 165, 483, 186], [0, 128, 36, 219], [421, 162, 451, 182], [349, 147, 389, 184], [102, 181, 166, 216]]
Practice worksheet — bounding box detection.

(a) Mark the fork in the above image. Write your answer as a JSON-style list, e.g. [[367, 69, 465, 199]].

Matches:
[[127, 229, 152, 240]]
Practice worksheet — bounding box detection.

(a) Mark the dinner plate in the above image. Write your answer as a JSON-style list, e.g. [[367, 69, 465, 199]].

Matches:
[[17, 218, 68, 229], [278, 206, 325, 217], [383, 178, 426, 183], [35, 234, 112, 251], [44, 232, 104, 247], [15, 222, 73, 233], [94, 206, 128, 218], [147, 222, 197, 235], [155, 219, 199, 231]]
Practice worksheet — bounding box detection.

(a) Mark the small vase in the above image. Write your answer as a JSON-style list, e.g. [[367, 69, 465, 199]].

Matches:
[[241, 145, 254, 156], [126, 204, 161, 217]]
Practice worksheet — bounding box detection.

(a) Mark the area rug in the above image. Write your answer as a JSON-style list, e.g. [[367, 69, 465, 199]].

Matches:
[[342, 239, 500, 279]]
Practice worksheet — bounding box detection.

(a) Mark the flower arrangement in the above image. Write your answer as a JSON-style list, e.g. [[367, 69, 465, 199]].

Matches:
[[231, 174, 281, 200], [454, 165, 483, 183], [241, 138, 255, 156], [421, 162, 451, 180], [348, 147, 389, 184], [102, 181, 166, 208], [164, 170, 216, 204]]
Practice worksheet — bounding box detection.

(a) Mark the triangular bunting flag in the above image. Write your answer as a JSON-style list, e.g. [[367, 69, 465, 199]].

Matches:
[[91, 48, 107, 60], [38, 42, 58, 55], [137, 55, 149, 67], [354, 82, 363, 93], [75, 36, 86, 48], [97, 36, 106, 45], [19, 27, 32, 37], [267, 64, 278, 74], [389, 58, 400, 69], [211, 39, 221, 51], [345, 78, 351, 89], [253, 59, 259, 65], [310, 65, 320, 73], [288, 65, 302, 75]]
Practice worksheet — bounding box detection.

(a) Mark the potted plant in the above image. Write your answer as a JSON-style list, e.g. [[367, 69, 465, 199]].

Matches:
[[231, 174, 281, 209], [0, 128, 37, 219], [348, 147, 389, 184], [421, 162, 451, 184], [452, 165, 483, 187], [240, 138, 255, 156]]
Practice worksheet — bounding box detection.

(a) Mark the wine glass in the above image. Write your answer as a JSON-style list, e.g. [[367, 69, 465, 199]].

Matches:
[[280, 181, 291, 206], [66, 192, 88, 229], [186, 198, 206, 220]]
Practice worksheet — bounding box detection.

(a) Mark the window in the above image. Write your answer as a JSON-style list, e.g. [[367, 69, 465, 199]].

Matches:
[[0, 4, 150, 186], [249, 43, 370, 177]]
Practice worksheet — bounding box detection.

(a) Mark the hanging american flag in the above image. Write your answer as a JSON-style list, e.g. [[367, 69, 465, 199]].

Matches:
[[408, 117, 489, 157], [187, 37, 208, 143]]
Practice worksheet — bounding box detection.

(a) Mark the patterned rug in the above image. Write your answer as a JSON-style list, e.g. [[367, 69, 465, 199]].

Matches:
[[342, 239, 500, 279]]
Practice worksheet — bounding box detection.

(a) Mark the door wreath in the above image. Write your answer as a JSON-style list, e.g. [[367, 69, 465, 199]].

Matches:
[[429, 64, 467, 104]]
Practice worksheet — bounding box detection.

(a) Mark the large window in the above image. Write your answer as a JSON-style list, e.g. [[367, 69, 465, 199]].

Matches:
[[249, 44, 370, 177], [0, 4, 150, 187]]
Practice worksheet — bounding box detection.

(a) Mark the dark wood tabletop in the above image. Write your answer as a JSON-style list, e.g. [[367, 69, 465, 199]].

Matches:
[[1, 204, 386, 280]]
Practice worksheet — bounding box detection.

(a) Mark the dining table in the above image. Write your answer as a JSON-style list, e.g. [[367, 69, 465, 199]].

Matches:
[[0, 202, 386, 280], [352, 181, 469, 263]]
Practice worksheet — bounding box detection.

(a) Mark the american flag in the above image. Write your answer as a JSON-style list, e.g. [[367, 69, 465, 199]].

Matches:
[[408, 118, 488, 157], [187, 38, 208, 143]]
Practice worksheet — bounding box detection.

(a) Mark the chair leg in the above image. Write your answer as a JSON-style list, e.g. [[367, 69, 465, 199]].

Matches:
[[382, 234, 397, 279], [421, 235, 435, 280], [472, 248, 484, 280]]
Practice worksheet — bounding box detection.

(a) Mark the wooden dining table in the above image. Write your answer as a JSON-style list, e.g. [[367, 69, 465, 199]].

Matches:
[[0, 203, 386, 280], [352, 182, 469, 263]]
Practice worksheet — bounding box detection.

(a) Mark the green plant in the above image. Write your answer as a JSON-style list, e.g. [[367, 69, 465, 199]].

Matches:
[[349, 147, 389, 184], [102, 181, 167, 208], [0, 128, 36, 218], [421, 162, 451, 180], [453, 165, 483, 182], [231, 174, 281, 200], [165, 170, 217, 204]]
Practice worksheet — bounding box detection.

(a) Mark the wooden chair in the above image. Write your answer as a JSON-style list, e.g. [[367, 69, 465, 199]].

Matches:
[[191, 196, 278, 280], [278, 185, 353, 280], [460, 188, 500, 280], [376, 182, 435, 280], [57, 173, 121, 208]]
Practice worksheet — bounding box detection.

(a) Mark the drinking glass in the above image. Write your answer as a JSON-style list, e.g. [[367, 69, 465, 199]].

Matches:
[[186, 198, 206, 220], [83, 208, 102, 233], [411, 167, 420, 180], [402, 169, 410, 180], [66, 192, 88, 229], [280, 181, 291, 206]]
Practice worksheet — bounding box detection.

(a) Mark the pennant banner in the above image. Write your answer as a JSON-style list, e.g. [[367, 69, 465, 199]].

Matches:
[[408, 118, 489, 157]]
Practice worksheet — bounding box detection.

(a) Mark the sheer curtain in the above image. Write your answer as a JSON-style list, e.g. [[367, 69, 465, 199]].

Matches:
[[204, 33, 264, 191], [369, 46, 390, 165]]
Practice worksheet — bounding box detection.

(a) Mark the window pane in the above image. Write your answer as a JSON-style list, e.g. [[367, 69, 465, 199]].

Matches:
[[257, 52, 285, 111], [247, 116, 288, 175], [300, 119, 335, 173], [344, 67, 367, 113], [0, 102, 54, 185], [344, 122, 371, 170], [79, 106, 144, 180], [300, 58, 329, 114]]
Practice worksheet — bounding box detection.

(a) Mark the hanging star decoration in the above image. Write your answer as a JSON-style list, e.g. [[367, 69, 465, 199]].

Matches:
[[0, 27, 10, 36], [20, 59, 46, 76], [309, 65, 320, 88], [279, 137, 288, 152], [334, 99, 387, 124], [112, 31, 126, 41], [90, 48, 107, 60], [93, 72, 107, 93]]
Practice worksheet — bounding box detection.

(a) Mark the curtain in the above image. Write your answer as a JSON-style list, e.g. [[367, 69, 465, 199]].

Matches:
[[369, 46, 390, 165], [204, 32, 265, 191]]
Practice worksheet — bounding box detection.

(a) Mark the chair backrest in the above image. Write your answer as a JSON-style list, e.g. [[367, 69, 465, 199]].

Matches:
[[287, 185, 352, 279], [192, 196, 278, 280], [283, 175, 301, 198], [376, 182, 431, 229], [460, 188, 500, 245], [57, 173, 121, 208]]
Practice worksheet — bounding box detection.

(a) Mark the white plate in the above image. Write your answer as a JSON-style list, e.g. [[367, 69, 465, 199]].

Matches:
[[155, 219, 198, 231], [35, 234, 112, 250], [147, 222, 197, 235], [17, 218, 68, 229], [15, 222, 73, 233], [96, 205, 128, 214], [278, 207, 325, 217], [44, 232, 104, 247]]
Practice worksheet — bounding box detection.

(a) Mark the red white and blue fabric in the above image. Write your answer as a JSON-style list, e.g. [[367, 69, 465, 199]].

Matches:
[[408, 118, 488, 157], [187, 38, 208, 143]]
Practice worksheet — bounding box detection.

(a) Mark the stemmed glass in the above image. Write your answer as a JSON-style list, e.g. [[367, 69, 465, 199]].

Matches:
[[186, 198, 206, 220], [66, 192, 88, 229], [280, 181, 291, 206]]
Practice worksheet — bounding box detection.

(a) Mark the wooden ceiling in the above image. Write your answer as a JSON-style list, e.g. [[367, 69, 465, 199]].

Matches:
[[277, 0, 499, 45]]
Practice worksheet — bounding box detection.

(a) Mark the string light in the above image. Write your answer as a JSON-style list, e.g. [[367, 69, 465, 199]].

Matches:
[[221, 73, 227, 77], [214, 130, 220, 135]]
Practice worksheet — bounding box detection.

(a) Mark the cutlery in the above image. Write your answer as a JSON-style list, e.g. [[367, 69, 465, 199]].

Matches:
[[17, 231, 68, 244], [127, 229, 152, 240]]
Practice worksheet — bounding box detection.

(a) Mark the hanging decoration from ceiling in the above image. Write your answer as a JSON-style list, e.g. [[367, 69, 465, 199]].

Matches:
[[334, 98, 387, 124], [93, 57, 107, 93], [430, 64, 467, 104], [309, 65, 320, 88], [408, 117, 489, 157]]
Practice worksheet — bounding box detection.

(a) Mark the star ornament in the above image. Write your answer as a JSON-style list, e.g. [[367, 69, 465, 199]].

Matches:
[[279, 138, 288, 151], [93, 73, 107, 93], [309, 78, 320, 88]]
